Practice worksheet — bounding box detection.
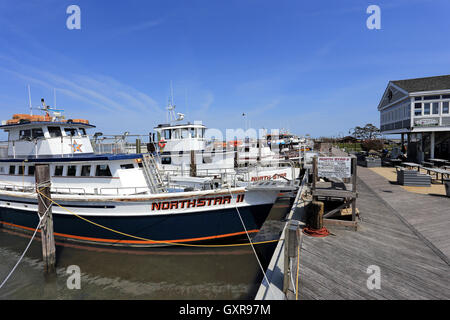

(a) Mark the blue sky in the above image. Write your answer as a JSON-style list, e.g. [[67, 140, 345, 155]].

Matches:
[[0, 0, 449, 140]]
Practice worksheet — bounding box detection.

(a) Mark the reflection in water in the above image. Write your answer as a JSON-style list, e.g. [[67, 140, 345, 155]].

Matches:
[[0, 198, 291, 299]]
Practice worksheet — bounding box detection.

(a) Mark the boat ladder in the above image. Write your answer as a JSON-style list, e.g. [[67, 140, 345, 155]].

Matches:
[[141, 153, 167, 194]]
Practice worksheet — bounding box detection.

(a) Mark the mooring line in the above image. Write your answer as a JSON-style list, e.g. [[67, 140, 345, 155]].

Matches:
[[0, 202, 51, 289], [227, 185, 278, 300]]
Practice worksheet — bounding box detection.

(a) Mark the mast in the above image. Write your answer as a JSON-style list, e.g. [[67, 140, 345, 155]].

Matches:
[[28, 85, 33, 116]]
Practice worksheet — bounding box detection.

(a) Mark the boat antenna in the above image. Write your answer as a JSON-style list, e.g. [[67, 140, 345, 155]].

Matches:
[[27, 85, 32, 116], [53, 88, 56, 109]]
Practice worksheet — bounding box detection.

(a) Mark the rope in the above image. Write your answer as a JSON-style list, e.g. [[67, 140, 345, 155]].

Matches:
[[0, 201, 52, 289], [226, 185, 277, 299], [303, 227, 330, 237]]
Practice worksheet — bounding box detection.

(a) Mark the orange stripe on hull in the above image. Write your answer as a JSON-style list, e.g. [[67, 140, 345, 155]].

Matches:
[[0, 221, 258, 245]]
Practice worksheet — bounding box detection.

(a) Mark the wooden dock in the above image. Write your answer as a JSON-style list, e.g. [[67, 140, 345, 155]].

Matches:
[[256, 165, 450, 300]]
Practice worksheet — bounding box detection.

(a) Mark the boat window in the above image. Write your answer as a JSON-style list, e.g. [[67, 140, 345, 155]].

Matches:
[[19, 129, 31, 140], [79, 128, 87, 136], [163, 130, 171, 140], [54, 165, 64, 176], [190, 128, 195, 138], [96, 164, 112, 177], [0, 166, 4, 174], [81, 165, 91, 176], [161, 157, 171, 165], [28, 166, 35, 176], [18, 165, 24, 175], [9, 165, 15, 175], [48, 127, 62, 137], [120, 164, 134, 169], [181, 129, 189, 139], [32, 128, 44, 139], [64, 128, 78, 137], [137, 162, 143, 168], [67, 165, 77, 176]]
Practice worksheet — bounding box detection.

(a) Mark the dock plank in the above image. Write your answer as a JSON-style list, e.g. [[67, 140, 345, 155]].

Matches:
[[296, 172, 450, 300]]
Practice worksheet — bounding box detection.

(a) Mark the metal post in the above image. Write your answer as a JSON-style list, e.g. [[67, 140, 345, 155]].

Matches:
[[283, 220, 300, 295]]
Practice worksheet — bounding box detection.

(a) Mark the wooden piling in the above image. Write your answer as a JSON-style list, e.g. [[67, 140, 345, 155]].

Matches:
[[309, 201, 324, 230], [190, 150, 197, 177], [135, 138, 141, 154], [35, 164, 56, 273]]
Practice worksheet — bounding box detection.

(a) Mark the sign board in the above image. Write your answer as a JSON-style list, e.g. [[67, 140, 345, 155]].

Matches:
[[414, 118, 439, 127], [317, 157, 352, 179]]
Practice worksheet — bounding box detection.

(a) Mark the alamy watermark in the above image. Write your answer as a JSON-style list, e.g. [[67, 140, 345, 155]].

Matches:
[[366, 265, 381, 290], [66, 5, 81, 30], [66, 265, 81, 289], [366, 5, 381, 30]]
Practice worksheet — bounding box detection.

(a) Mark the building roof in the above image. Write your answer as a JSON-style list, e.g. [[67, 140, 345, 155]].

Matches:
[[391, 75, 450, 93]]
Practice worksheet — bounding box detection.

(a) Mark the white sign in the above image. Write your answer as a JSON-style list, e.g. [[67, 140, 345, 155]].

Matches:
[[304, 152, 318, 169], [414, 118, 439, 127], [317, 157, 352, 179]]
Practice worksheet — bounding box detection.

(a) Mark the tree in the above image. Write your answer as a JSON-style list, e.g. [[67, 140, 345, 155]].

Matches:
[[350, 124, 381, 140]]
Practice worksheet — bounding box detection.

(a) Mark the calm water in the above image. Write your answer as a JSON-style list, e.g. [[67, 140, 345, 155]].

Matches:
[[0, 199, 291, 300]]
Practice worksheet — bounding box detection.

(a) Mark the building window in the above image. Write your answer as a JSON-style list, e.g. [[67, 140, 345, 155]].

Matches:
[[67, 165, 77, 176], [432, 102, 439, 115], [424, 103, 430, 115], [81, 165, 91, 176], [48, 127, 62, 137], [96, 164, 112, 177], [414, 103, 422, 116], [54, 165, 64, 176], [443, 102, 450, 114]]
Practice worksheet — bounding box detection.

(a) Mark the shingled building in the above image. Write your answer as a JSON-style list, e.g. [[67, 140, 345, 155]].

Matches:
[[378, 75, 450, 162]]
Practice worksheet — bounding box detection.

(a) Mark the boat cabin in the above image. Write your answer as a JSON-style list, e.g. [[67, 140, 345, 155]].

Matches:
[[0, 114, 95, 158]]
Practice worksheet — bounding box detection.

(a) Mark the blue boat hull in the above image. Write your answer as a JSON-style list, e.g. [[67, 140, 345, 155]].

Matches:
[[0, 201, 273, 247]]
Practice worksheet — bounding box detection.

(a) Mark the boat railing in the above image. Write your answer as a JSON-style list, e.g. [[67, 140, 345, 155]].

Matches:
[[98, 187, 149, 196], [0, 183, 35, 193]]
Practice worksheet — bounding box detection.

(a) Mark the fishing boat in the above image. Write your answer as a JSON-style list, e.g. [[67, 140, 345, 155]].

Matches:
[[149, 104, 300, 184], [0, 101, 285, 247]]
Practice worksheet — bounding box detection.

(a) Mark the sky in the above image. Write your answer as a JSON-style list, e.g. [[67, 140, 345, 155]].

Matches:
[[0, 0, 449, 140]]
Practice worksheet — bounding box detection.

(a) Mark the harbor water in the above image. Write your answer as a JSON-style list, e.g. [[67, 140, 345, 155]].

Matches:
[[0, 198, 291, 300]]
